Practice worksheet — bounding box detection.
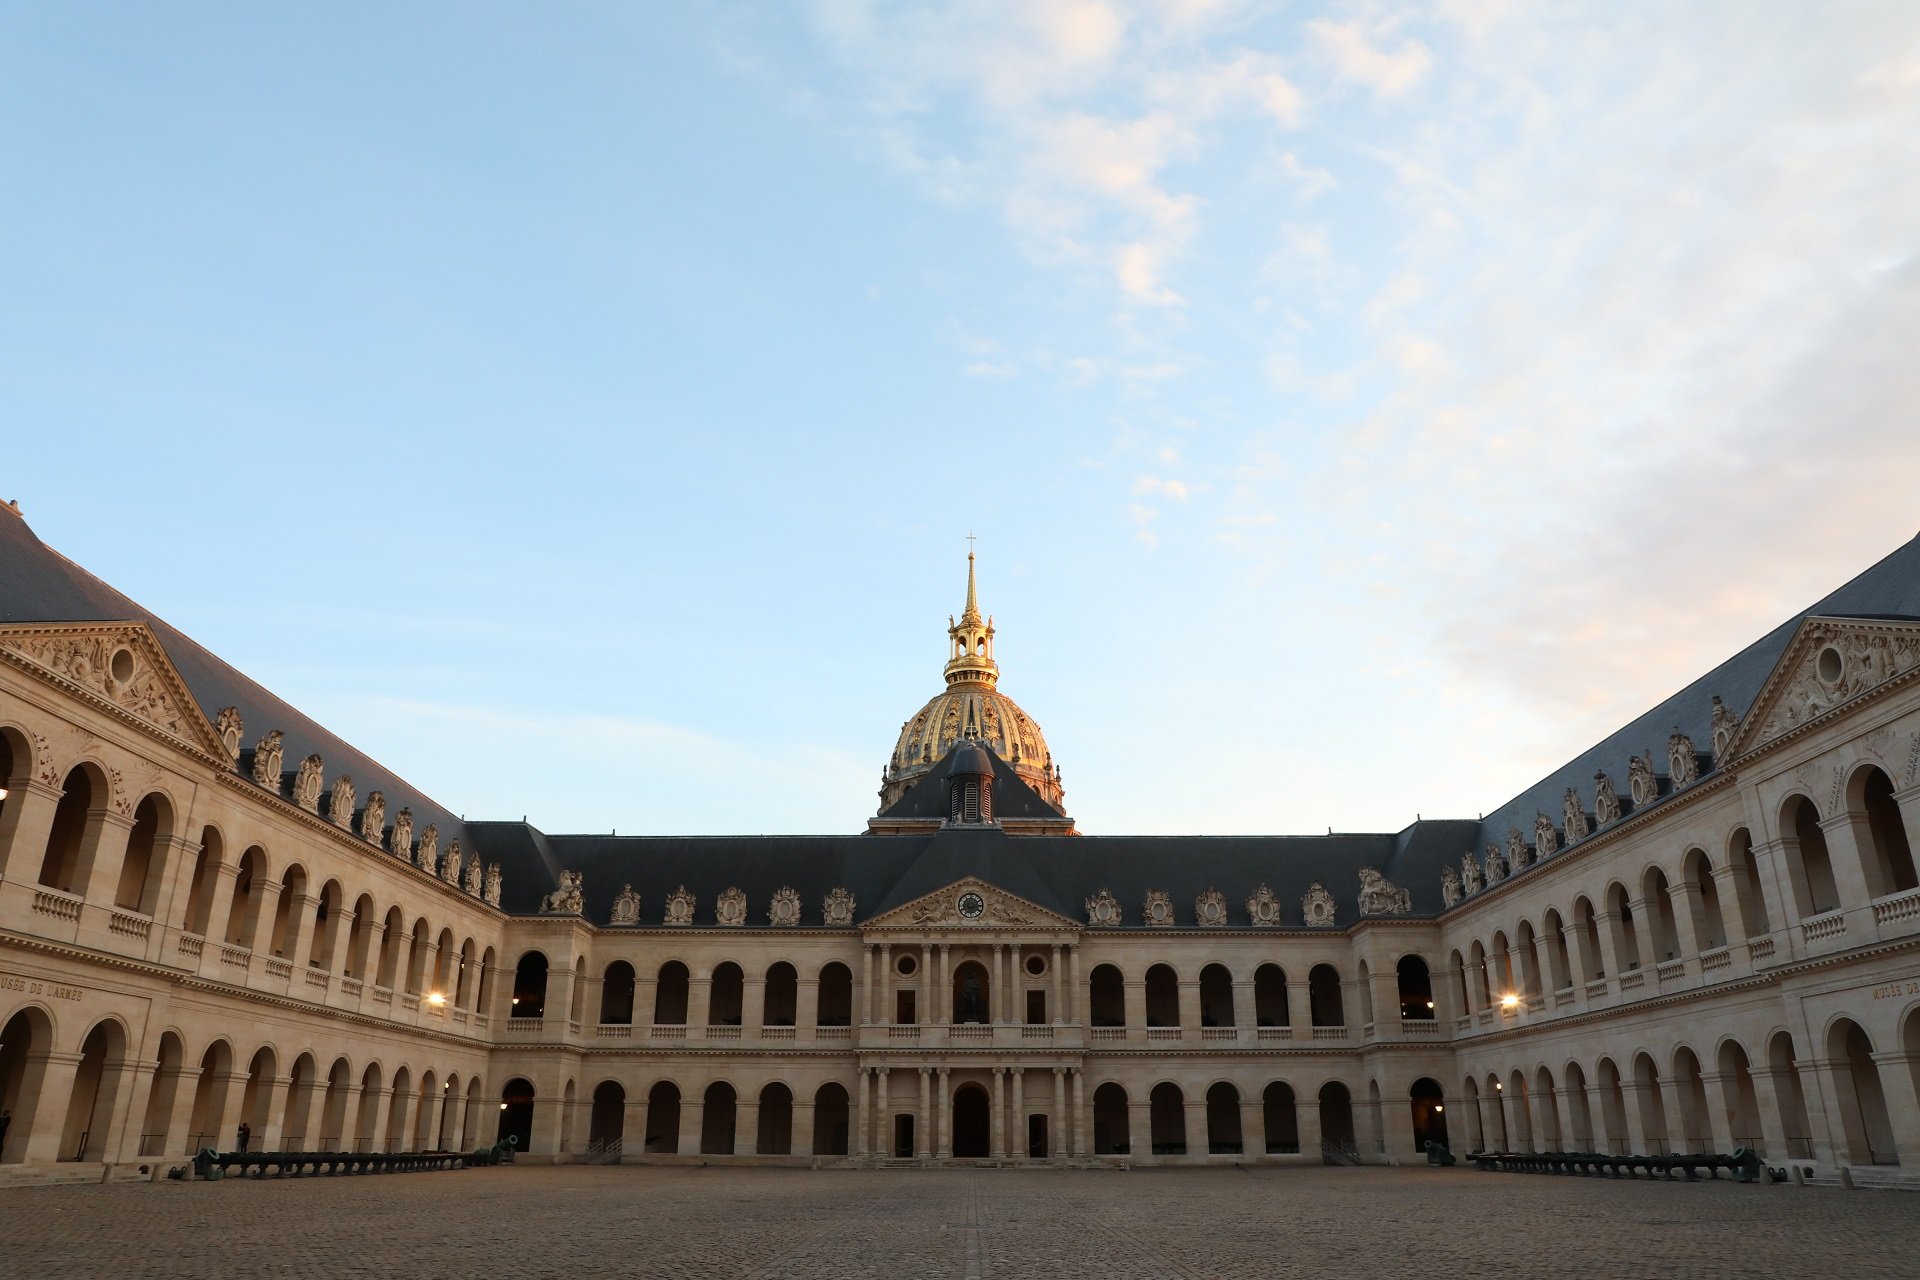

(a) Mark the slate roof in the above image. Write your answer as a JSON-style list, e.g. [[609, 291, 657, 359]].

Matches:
[[0, 508, 478, 856], [874, 741, 1068, 822]]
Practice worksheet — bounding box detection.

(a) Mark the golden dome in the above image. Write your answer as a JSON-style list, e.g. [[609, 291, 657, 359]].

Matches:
[[879, 552, 1065, 812]]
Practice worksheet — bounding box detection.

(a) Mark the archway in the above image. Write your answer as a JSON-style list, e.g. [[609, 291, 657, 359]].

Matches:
[[709, 964, 744, 1027], [700, 1082, 736, 1154], [1716, 1041, 1764, 1152], [1409, 1077, 1447, 1152], [140, 1031, 189, 1157], [1089, 965, 1125, 1026], [497, 1077, 534, 1151], [1199, 965, 1235, 1028], [1308, 965, 1344, 1027], [1149, 1082, 1186, 1155], [188, 1041, 235, 1153], [58, 1020, 126, 1161], [812, 1082, 849, 1155], [1397, 956, 1434, 1019], [1145, 965, 1180, 1027], [0, 1008, 53, 1162], [952, 961, 990, 1024], [653, 962, 690, 1024], [763, 963, 798, 1027], [1672, 1049, 1710, 1154], [114, 794, 169, 914], [589, 1081, 624, 1152], [1632, 1054, 1668, 1154], [1767, 1032, 1814, 1158], [952, 1083, 991, 1158], [1596, 1059, 1628, 1154], [757, 1082, 793, 1155], [1782, 794, 1840, 916], [1318, 1081, 1355, 1153], [511, 953, 548, 1019], [600, 962, 635, 1025], [1092, 1082, 1130, 1155], [645, 1081, 681, 1154], [37, 764, 97, 892], [815, 964, 852, 1027], [1856, 765, 1919, 896], [1262, 1082, 1298, 1153], [1254, 964, 1289, 1026], [318, 1058, 351, 1148], [1830, 1019, 1897, 1164], [1205, 1082, 1242, 1154]]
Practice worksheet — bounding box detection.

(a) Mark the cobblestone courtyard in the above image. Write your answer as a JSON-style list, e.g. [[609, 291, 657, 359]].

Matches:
[[3, 1165, 1917, 1279]]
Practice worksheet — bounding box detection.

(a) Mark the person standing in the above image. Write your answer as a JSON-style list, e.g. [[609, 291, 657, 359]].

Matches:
[[236, 1121, 250, 1152]]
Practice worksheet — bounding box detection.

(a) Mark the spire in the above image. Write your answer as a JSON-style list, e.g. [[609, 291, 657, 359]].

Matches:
[[943, 540, 998, 689]]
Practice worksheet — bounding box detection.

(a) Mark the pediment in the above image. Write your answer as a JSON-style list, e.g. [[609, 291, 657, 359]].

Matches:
[[865, 877, 1078, 931], [1725, 616, 1920, 758], [0, 621, 228, 760]]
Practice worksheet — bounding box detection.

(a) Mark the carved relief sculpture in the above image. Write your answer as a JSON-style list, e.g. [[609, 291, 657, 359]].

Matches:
[[1460, 851, 1482, 896], [1194, 887, 1227, 926], [1562, 787, 1589, 843], [1085, 888, 1122, 927], [610, 884, 641, 925], [1357, 868, 1411, 916], [664, 886, 696, 926], [716, 886, 748, 926], [1143, 889, 1174, 927], [1484, 842, 1507, 886], [251, 729, 285, 789], [1246, 883, 1283, 926], [823, 886, 856, 927], [483, 863, 502, 907], [417, 823, 438, 872], [361, 790, 386, 845], [1301, 882, 1337, 926], [464, 856, 483, 895], [1668, 730, 1699, 788], [328, 775, 355, 828], [390, 807, 414, 860], [1710, 696, 1741, 761], [215, 706, 244, 762], [540, 870, 584, 914], [1441, 867, 1462, 908], [1507, 827, 1530, 872], [1593, 771, 1622, 825], [1628, 750, 1659, 808], [1533, 812, 1559, 859], [768, 885, 802, 926], [441, 839, 462, 884], [293, 754, 324, 812]]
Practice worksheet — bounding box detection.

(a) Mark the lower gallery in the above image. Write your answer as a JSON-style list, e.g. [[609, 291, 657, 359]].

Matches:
[[3, 501, 1920, 1187]]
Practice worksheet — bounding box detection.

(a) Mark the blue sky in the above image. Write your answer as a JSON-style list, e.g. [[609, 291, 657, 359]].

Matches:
[[4, 2, 1918, 835]]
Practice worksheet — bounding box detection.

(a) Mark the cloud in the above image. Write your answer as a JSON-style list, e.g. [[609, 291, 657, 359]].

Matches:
[[964, 360, 1018, 377], [1308, 16, 1432, 97]]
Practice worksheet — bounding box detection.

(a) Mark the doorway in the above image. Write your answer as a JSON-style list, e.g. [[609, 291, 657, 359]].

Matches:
[[953, 1084, 991, 1158], [893, 1113, 915, 1158], [1027, 1114, 1048, 1158]]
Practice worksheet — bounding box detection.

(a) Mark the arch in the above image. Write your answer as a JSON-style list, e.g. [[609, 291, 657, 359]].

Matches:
[[114, 792, 174, 914], [1533, 1065, 1562, 1150], [1513, 922, 1543, 997], [1396, 955, 1434, 1019], [511, 951, 549, 1019], [181, 826, 224, 937], [1262, 1081, 1298, 1153], [1482, 1072, 1508, 1149], [1715, 1039, 1764, 1152], [951, 960, 990, 1024], [1641, 867, 1680, 962], [1468, 940, 1492, 1008], [1780, 793, 1840, 917], [708, 963, 744, 1027], [1572, 896, 1603, 982], [138, 1029, 190, 1158], [1827, 1018, 1897, 1164], [454, 937, 478, 1008], [1409, 1077, 1446, 1152], [600, 961, 636, 1025], [374, 905, 405, 988], [1148, 1081, 1186, 1155], [815, 962, 852, 1027], [569, 957, 588, 1025], [1144, 964, 1180, 1028], [1852, 763, 1920, 897], [411, 1070, 439, 1152], [307, 880, 345, 972], [700, 1081, 737, 1154], [187, 1039, 236, 1153], [0, 1006, 55, 1162], [1089, 964, 1125, 1027], [812, 1082, 850, 1156], [1488, 930, 1514, 993], [1767, 1031, 1814, 1158], [1670, 1047, 1710, 1154], [1198, 964, 1235, 1028], [1539, 910, 1572, 992], [1254, 963, 1289, 1026], [431, 927, 457, 995], [1460, 1076, 1485, 1150], [763, 962, 798, 1028], [1727, 827, 1772, 937], [37, 762, 105, 892], [384, 1065, 414, 1152], [1595, 1057, 1628, 1154], [1680, 848, 1727, 951], [1092, 1081, 1130, 1155], [1205, 1081, 1242, 1154], [952, 1082, 991, 1158], [497, 1077, 534, 1151], [282, 1051, 319, 1150], [1605, 882, 1641, 972], [1355, 960, 1375, 1026], [653, 961, 689, 1025], [1318, 1081, 1355, 1152], [57, 1017, 129, 1161], [645, 1081, 681, 1154], [402, 915, 431, 995], [1307, 964, 1344, 1027], [757, 1081, 793, 1155], [1631, 1052, 1668, 1154], [589, 1080, 625, 1151]]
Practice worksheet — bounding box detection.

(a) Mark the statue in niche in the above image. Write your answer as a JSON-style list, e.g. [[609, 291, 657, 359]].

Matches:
[[390, 808, 414, 860], [1441, 867, 1462, 909], [1246, 883, 1283, 926], [957, 970, 987, 1023], [464, 856, 483, 895], [361, 790, 386, 844], [768, 885, 801, 926], [441, 839, 462, 884], [541, 870, 584, 914], [1710, 696, 1741, 761], [1628, 751, 1659, 808], [328, 775, 355, 828], [1594, 771, 1622, 825], [1357, 868, 1411, 916], [1301, 882, 1337, 926], [1484, 842, 1507, 885], [216, 707, 244, 763], [1533, 812, 1559, 859], [1562, 788, 1589, 842], [483, 863, 502, 907], [1507, 827, 1530, 872], [716, 886, 747, 926], [251, 730, 284, 789], [664, 885, 695, 926], [823, 886, 856, 926], [417, 823, 438, 871], [1668, 730, 1699, 788], [1460, 851, 1482, 896], [293, 754, 324, 812], [610, 884, 641, 924]]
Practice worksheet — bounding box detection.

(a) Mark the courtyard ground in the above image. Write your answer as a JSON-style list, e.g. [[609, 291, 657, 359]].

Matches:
[[1, 1163, 1915, 1279]]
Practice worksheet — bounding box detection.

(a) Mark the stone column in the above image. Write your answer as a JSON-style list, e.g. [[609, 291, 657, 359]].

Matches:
[[1050, 945, 1063, 1024], [940, 1067, 954, 1159], [689, 975, 712, 1030], [1617, 1081, 1650, 1154], [1287, 979, 1313, 1037], [916, 1068, 931, 1158], [677, 1093, 703, 1155], [1239, 1095, 1265, 1158], [1049, 1067, 1065, 1160], [1124, 977, 1147, 1042], [854, 1068, 870, 1158], [196, 861, 243, 959], [74, 807, 139, 907], [358, 1085, 392, 1154], [106, 1057, 155, 1163], [0, 777, 62, 883], [1668, 880, 1710, 961], [1128, 1098, 1152, 1159], [1698, 1071, 1737, 1154], [742, 974, 766, 1037], [22, 1051, 85, 1163], [1816, 812, 1876, 914], [1527, 1085, 1556, 1153], [1583, 1084, 1615, 1153], [798, 975, 820, 1033], [1066, 945, 1080, 1023], [1744, 1068, 1788, 1160], [1071, 1069, 1085, 1157], [282, 893, 322, 971], [877, 944, 891, 1024], [876, 1068, 891, 1156], [1593, 910, 1628, 985], [160, 1065, 203, 1159], [1656, 1075, 1690, 1153], [1478, 1090, 1504, 1150], [1555, 1087, 1590, 1152], [937, 943, 951, 1024], [1297, 1089, 1323, 1158], [256, 1074, 294, 1151], [444, 1088, 468, 1152], [735, 1099, 759, 1156], [240, 878, 283, 957], [1562, 923, 1595, 993], [1871, 1050, 1920, 1166], [1232, 979, 1256, 1039], [1011, 1068, 1025, 1158], [148, 832, 203, 944]]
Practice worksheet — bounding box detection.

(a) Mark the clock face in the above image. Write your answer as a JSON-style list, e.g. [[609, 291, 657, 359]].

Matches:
[[958, 891, 985, 919]]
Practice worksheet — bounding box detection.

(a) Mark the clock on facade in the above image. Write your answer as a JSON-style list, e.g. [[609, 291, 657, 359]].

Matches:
[[957, 891, 985, 919]]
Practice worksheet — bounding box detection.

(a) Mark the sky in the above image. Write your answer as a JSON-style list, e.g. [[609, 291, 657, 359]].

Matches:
[[3, 2, 1918, 837]]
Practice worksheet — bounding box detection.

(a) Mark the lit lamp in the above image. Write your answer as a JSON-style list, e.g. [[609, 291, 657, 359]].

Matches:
[[1500, 993, 1520, 1010], [1434, 1104, 1444, 1113], [500, 1102, 509, 1111], [426, 992, 447, 1007]]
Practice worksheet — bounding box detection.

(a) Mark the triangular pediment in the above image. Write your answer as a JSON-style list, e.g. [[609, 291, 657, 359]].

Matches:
[[0, 621, 229, 760], [864, 877, 1079, 931], [1725, 616, 1920, 758]]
